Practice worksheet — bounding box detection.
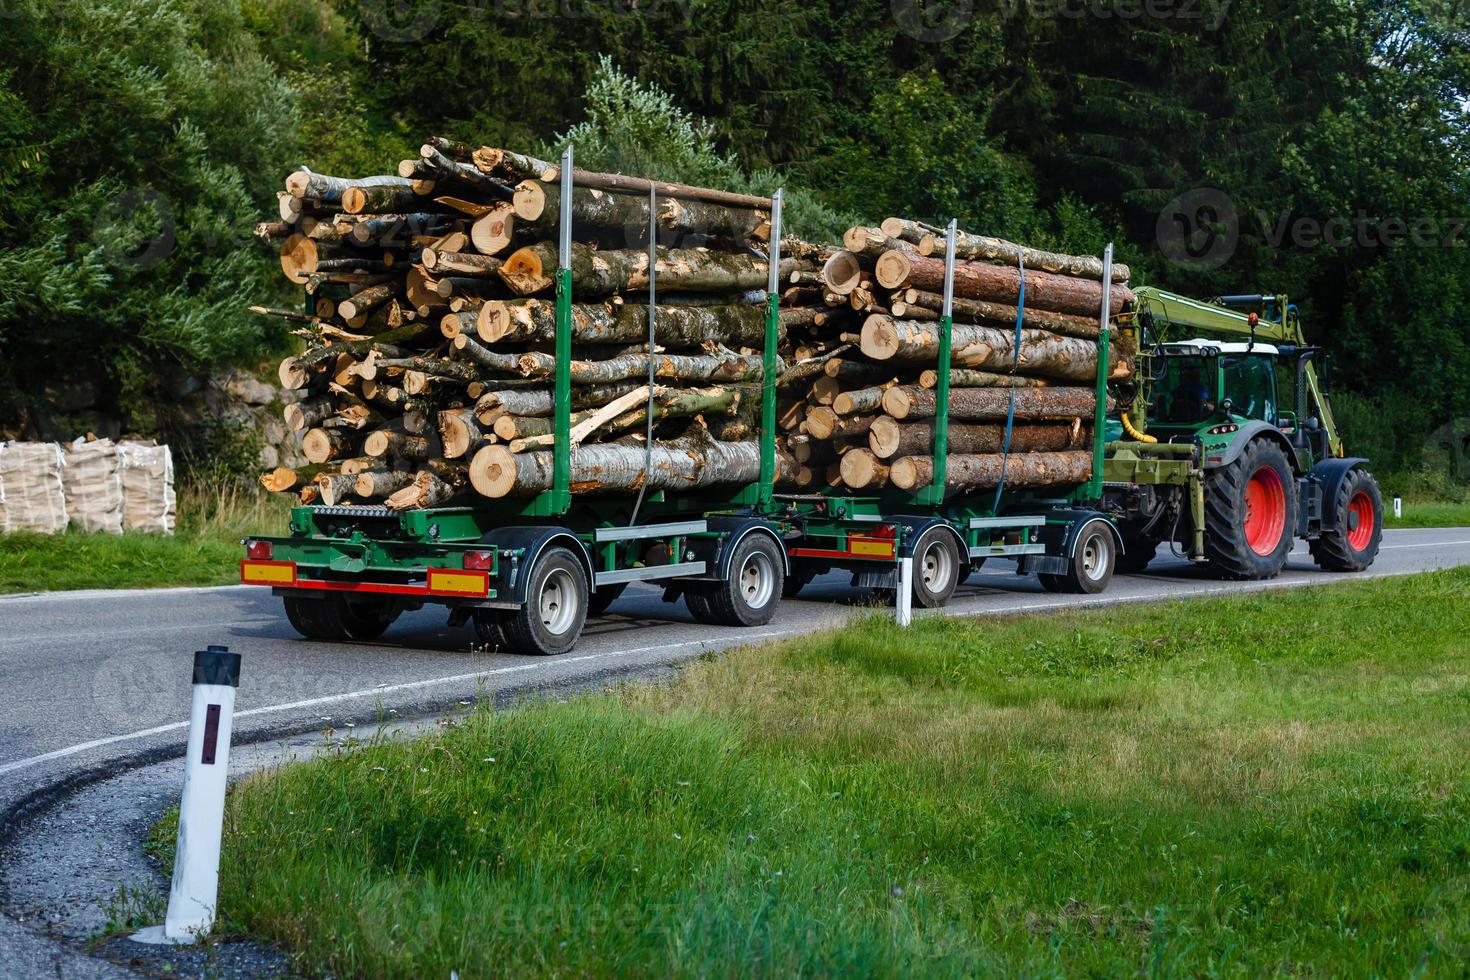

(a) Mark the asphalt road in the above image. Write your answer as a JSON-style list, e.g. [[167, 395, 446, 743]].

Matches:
[[0, 526, 1467, 789]]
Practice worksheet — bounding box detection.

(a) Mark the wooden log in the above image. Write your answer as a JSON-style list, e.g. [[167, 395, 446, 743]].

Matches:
[[900, 289, 1105, 340], [354, 468, 416, 499], [890, 451, 1094, 491], [473, 381, 643, 425], [820, 250, 865, 296], [839, 449, 890, 490], [513, 348, 767, 384], [283, 397, 335, 432], [832, 384, 893, 416], [260, 464, 328, 493], [439, 408, 491, 459], [363, 430, 433, 460], [470, 204, 519, 256], [338, 283, 396, 321], [512, 181, 767, 242], [386, 470, 459, 511], [338, 456, 378, 476], [539, 166, 773, 211], [469, 435, 783, 498], [471, 146, 555, 182], [860, 316, 1127, 382], [920, 369, 1052, 389], [278, 356, 310, 390], [479, 299, 768, 347], [286, 171, 409, 205], [302, 427, 354, 464], [493, 409, 597, 442], [868, 417, 1088, 459], [842, 226, 917, 258], [422, 249, 503, 277], [914, 227, 1131, 283], [882, 385, 1109, 421], [315, 472, 357, 506], [873, 251, 1133, 318], [497, 241, 795, 297], [342, 182, 422, 215], [805, 409, 876, 441], [451, 334, 523, 373]]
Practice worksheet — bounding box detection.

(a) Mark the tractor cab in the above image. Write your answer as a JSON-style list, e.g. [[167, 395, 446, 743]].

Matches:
[[1147, 339, 1280, 429]]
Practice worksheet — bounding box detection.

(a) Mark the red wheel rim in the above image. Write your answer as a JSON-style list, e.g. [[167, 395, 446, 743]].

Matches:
[[1243, 466, 1287, 556], [1347, 489, 1375, 552]]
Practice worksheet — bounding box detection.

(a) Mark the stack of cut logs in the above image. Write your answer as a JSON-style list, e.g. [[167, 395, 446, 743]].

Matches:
[[777, 219, 1134, 493], [255, 139, 1133, 509]]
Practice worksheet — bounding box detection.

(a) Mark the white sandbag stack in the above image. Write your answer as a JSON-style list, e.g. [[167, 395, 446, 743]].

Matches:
[[118, 441, 177, 535], [62, 438, 124, 534], [0, 442, 69, 534]]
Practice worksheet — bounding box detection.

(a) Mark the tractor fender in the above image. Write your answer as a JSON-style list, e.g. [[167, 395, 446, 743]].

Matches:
[[476, 526, 594, 606], [1204, 421, 1299, 473], [1310, 457, 1370, 527], [684, 516, 790, 580], [890, 516, 967, 561], [1044, 509, 1125, 560]]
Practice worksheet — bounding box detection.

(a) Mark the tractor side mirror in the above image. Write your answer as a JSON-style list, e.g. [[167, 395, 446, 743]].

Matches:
[[1220, 397, 1234, 416]]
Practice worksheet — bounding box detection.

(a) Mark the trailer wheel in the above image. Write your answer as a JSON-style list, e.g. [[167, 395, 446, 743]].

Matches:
[[282, 596, 347, 640], [501, 547, 588, 656], [1204, 438, 1298, 580], [337, 598, 399, 641], [1310, 468, 1383, 572], [1039, 521, 1115, 594], [689, 534, 784, 627], [588, 581, 628, 616], [957, 557, 985, 586], [912, 528, 962, 608], [1115, 536, 1158, 574]]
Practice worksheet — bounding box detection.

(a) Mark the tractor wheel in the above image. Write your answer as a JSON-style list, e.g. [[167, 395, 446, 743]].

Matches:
[[1115, 536, 1158, 574], [1203, 439, 1298, 580], [587, 581, 628, 616], [1310, 468, 1383, 572], [500, 546, 588, 656], [283, 596, 348, 640], [1038, 520, 1116, 594], [688, 534, 784, 627]]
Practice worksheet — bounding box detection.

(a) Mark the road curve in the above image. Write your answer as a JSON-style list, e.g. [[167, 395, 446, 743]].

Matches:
[[2, 526, 1468, 789]]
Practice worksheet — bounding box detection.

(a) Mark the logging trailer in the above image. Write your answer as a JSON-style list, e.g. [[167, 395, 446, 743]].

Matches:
[[241, 153, 1379, 655]]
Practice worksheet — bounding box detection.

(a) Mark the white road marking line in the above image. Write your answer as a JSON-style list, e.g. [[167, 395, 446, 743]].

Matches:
[[0, 558, 1457, 780], [1380, 540, 1470, 549]]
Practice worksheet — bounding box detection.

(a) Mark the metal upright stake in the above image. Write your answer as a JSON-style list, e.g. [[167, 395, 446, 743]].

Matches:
[[918, 219, 958, 506], [1088, 244, 1114, 502], [551, 146, 574, 513], [758, 189, 782, 512], [629, 185, 658, 526]]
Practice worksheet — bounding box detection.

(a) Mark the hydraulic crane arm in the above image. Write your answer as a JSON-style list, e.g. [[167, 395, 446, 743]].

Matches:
[[1128, 286, 1343, 457]]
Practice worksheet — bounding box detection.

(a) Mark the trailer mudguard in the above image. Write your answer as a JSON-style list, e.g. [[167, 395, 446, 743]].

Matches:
[[476, 526, 594, 607], [1206, 421, 1298, 472], [1311, 457, 1370, 528], [1039, 510, 1124, 561], [682, 516, 789, 581], [889, 516, 967, 561]]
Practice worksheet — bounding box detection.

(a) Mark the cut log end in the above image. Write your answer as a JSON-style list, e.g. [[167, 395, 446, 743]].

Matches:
[[820, 250, 863, 296], [470, 444, 518, 498], [873, 250, 913, 290]]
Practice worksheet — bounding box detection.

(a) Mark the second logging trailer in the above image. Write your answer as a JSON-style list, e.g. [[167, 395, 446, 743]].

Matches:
[[241, 153, 1128, 655]]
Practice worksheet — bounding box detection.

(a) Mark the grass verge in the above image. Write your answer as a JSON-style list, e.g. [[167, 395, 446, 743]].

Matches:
[[0, 482, 289, 593], [1385, 499, 1470, 529], [211, 568, 1470, 976]]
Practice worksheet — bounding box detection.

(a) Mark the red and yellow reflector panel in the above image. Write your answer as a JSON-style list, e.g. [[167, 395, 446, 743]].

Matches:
[[241, 560, 297, 586], [849, 536, 896, 559], [428, 568, 489, 597]]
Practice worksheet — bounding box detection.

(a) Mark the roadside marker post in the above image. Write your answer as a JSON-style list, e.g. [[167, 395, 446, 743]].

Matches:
[[131, 645, 241, 946], [896, 556, 914, 627], [1394, 496, 1402, 519]]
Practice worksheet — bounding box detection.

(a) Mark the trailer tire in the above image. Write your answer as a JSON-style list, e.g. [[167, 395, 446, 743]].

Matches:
[[500, 546, 588, 656], [690, 534, 784, 627], [473, 610, 508, 648], [1039, 521, 1115, 594], [587, 582, 628, 616], [1310, 468, 1383, 572], [912, 527, 962, 608], [283, 596, 348, 640], [336, 598, 399, 641], [1204, 438, 1297, 580]]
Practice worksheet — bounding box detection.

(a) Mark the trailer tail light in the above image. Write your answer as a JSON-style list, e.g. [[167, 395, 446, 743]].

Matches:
[[245, 539, 273, 560], [462, 549, 495, 571]]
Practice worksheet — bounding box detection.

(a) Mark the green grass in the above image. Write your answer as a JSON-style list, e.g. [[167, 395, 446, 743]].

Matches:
[[1385, 499, 1470, 529], [211, 569, 1470, 977], [0, 482, 289, 593]]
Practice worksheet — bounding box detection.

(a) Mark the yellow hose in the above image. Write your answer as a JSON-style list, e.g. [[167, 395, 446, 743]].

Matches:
[[1121, 413, 1157, 444]]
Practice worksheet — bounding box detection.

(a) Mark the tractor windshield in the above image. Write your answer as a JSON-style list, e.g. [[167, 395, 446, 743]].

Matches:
[[1220, 355, 1276, 423], [1150, 355, 1217, 424]]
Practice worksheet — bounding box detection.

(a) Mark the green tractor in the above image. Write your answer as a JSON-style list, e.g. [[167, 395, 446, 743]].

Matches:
[[1103, 288, 1383, 579]]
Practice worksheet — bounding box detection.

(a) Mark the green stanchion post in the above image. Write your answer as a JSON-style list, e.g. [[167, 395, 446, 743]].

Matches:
[[758, 189, 782, 512], [917, 219, 958, 507], [550, 146, 574, 514], [1088, 243, 1114, 502]]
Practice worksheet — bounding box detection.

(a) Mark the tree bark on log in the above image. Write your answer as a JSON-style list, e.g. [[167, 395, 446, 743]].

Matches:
[[842, 226, 917, 258], [363, 430, 433, 460], [386, 470, 459, 511], [882, 385, 1110, 421], [868, 417, 1088, 459], [832, 384, 894, 416], [890, 451, 1094, 491], [302, 427, 355, 464], [497, 241, 796, 297], [285, 171, 409, 205], [470, 436, 785, 498], [260, 464, 328, 493], [472, 146, 555, 182], [479, 299, 769, 347], [900, 289, 1105, 340], [314, 472, 358, 506], [422, 249, 503, 276], [439, 408, 491, 459], [473, 381, 643, 424], [861, 316, 1128, 382], [513, 348, 767, 384], [805, 409, 876, 440], [915, 229, 1131, 283], [919, 368, 1052, 389], [839, 449, 890, 489], [354, 469, 416, 499], [874, 251, 1134, 318], [539, 166, 773, 211]]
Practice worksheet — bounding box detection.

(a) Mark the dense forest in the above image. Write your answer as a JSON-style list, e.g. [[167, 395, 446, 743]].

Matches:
[[1, 0, 1466, 483]]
